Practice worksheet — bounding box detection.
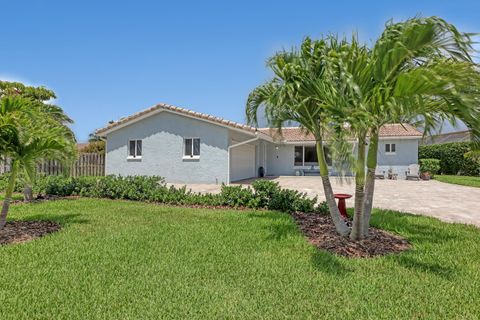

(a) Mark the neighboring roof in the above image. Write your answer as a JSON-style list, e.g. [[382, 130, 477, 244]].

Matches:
[[76, 143, 88, 150], [96, 103, 260, 136], [421, 130, 471, 145], [259, 123, 422, 142]]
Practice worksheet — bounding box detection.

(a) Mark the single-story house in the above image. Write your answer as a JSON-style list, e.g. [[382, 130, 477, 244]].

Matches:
[[96, 103, 423, 183]]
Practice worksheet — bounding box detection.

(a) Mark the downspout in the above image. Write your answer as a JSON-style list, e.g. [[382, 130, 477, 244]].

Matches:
[[227, 135, 260, 184]]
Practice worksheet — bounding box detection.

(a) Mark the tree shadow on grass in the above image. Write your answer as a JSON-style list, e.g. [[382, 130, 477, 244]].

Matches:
[[390, 255, 457, 280], [372, 209, 463, 279], [246, 211, 351, 275], [19, 213, 89, 226], [310, 250, 351, 275], [371, 209, 463, 244]]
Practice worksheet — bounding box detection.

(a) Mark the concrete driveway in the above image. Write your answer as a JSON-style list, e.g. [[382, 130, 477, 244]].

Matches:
[[170, 176, 480, 227]]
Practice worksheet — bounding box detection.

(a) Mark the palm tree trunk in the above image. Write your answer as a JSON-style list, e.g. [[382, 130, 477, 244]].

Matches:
[[316, 141, 350, 237], [350, 137, 366, 240], [23, 185, 34, 202], [362, 132, 379, 237], [0, 161, 19, 230]]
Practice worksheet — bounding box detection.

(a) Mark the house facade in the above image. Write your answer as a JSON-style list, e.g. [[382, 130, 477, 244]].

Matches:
[[96, 103, 423, 183]]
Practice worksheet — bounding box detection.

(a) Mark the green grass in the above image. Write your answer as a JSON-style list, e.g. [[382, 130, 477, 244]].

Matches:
[[435, 175, 480, 188], [0, 193, 25, 201], [1, 199, 479, 319]]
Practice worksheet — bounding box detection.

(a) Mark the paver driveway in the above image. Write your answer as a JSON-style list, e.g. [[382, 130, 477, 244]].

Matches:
[[170, 176, 480, 227]]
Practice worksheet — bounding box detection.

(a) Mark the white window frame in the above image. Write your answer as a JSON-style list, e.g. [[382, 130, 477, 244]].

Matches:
[[127, 139, 142, 159], [183, 137, 201, 159], [385, 143, 396, 155]]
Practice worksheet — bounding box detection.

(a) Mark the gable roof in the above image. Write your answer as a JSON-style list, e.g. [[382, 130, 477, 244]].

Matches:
[[96, 103, 261, 136], [96, 102, 422, 141], [259, 123, 422, 142]]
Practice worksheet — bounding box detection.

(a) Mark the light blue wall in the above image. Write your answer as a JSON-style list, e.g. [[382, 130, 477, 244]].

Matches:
[[266, 143, 296, 176], [377, 139, 419, 166], [376, 138, 419, 178], [105, 111, 229, 183], [265, 138, 420, 178]]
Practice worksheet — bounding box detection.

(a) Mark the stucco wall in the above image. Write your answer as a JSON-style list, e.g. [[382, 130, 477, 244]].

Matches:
[[266, 143, 296, 176], [376, 138, 419, 178], [265, 138, 419, 178], [105, 111, 229, 184]]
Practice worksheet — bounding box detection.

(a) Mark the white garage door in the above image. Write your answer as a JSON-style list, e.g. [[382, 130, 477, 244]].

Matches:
[[230, 144, 255, 182]]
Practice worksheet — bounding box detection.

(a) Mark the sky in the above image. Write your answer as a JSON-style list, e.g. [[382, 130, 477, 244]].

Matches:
[[1, 0, 479, 141]]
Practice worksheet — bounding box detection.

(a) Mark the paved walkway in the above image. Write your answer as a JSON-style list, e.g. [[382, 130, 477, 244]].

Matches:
[[170, 176, 480, 227]]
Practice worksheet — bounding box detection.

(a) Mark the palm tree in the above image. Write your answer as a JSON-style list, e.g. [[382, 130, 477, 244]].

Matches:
[[350, 17, 480, 239], [0, 96, 76, 229], [247, 17, 480, 240], [246, 37, 353, 236]]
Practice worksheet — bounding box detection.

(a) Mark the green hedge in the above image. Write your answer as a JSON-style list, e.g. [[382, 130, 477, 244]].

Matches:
[[24, 175, 327, 214], [418, 142, 480, 176]]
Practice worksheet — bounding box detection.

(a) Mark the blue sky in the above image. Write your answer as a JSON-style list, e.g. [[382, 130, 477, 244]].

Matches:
[[1, 0, 478, 141]]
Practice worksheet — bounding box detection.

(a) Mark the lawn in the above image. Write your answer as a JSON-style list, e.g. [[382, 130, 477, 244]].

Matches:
[[435, 175, 480, 188], [0, 199, 479, 319], [0, 193, 24, 201]]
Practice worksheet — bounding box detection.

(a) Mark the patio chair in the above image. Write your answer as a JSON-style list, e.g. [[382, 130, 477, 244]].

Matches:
[[375, 167, 385, 179], [405, 164, 420, 181]]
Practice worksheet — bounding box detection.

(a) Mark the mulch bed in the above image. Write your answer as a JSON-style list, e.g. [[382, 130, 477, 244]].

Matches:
[[0, 221, 61, 245], [292, 212, 410, 258]]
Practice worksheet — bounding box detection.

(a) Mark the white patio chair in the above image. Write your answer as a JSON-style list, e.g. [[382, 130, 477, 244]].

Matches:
[[375, 167, 385, 179], [405, 164, 420, 181]]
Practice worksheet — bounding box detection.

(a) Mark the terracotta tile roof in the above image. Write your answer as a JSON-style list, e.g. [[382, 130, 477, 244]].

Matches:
[[259, 124, 422, 142], [96, 103, 259, 136], [96, 102, 422, 141]]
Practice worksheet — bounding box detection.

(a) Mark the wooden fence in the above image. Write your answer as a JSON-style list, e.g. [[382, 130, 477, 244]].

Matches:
[[0, 153, 105, 177]]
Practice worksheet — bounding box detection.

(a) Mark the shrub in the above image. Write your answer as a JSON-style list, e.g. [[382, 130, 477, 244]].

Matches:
[[220, 184, 259, 208], [418, 142, 479, 176], [419, 159, 441, 177], [251, 179, 281, 207], [315, 201, 329, 215], [0, 173, 25, 193], [30, 175, 325, 214]]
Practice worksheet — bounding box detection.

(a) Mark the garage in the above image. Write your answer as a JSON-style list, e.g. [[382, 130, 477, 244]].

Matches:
[[230, 144, 256, 182]]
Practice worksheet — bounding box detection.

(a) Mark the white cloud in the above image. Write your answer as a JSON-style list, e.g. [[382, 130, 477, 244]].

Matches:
[[0, 73, 32, 85]]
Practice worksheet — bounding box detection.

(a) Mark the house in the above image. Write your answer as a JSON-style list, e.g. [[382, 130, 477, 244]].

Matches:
[[96, 103, 423, 183]]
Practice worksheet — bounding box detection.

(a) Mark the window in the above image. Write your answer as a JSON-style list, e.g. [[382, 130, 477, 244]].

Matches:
[[385, 143, 396, 154], [294, 146, 303, 166], [304, 146, 318, 165], [294, 145, 331, 166], [184, 138, 200, 158], [128, 140, 142, 158]]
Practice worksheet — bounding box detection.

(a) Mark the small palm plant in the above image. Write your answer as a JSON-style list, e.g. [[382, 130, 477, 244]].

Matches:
[[0, 96, 76, 229]]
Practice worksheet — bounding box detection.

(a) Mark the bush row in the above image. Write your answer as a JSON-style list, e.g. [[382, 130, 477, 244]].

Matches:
[[418, 142, 480, 176], [23, 175, 328, 214]]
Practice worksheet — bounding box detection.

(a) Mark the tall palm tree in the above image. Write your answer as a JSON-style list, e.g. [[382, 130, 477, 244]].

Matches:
[[353, 17, 480, 239], [247, 17, 480, 240], [246, 37, 353, 236], [0, 96, 76, 229]]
